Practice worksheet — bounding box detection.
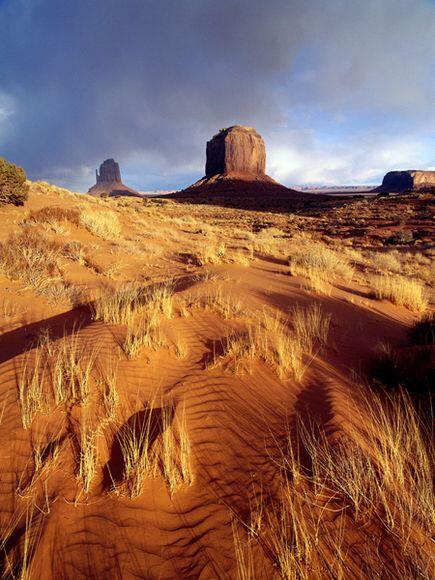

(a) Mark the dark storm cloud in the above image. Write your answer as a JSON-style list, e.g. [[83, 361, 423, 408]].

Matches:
[[0, 0, 434, 189]]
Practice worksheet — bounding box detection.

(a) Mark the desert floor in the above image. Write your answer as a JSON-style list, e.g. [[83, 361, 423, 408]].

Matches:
[[0, 182, 433, 579]]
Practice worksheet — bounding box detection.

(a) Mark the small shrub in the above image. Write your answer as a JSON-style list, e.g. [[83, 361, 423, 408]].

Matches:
[[27, 206, 80, 228], [289, 242, 353, 295], [370, 275, 427, 313], [80, 209, 121, 238], [0, 157, 29, 205], [408, 312, 435, 345]]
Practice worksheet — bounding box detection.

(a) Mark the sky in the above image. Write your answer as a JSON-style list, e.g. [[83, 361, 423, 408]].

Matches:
[[0, 0, 434, 191]]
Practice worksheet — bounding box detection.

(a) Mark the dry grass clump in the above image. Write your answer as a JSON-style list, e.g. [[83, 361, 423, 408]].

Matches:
[[251, 227, 286, 256], [77, 417, 98, 494], [17, 329, 101, 428], [203, 285, 246, 319], [193, 240, 227, 265], [216, 304, 330, 379], [289, 242, 353, 294], [122, 314, 166, 359], [0, 228, 63, 291], [63, 241, 88, 265], [370, 250, 402, 273], [17, 348, 48, 429], [0, 228, 81, 304], [91, 282, 143, 324], [408, 312, 435, 345], [233, 388, 433, 579], [26, 206, 80, 232], [113, 399, 193, 497], [370, 274, 427, 312], [80, 208, 121, 238], [91, 281, 174, 325]]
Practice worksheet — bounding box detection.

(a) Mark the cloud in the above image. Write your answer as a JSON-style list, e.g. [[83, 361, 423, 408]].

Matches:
[[0, 0, 434, 189]]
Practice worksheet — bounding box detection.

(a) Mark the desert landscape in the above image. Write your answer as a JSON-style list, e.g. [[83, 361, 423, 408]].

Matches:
[[0, 120, 433, 578], [1, 0, 434, 578]]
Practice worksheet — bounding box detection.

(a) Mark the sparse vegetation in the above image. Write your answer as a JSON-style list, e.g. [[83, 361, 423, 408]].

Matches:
[[80, 208, 121, 238], [289, 242, 353, 294], [215, 304, 331, 379], [370, 274, 427, 312]]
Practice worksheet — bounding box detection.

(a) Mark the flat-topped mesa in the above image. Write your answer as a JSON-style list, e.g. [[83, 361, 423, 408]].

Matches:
[[171, 125, 308, 207], [205, 125, 266, 178], [88, 158, 141, 197], [380, 170, 435, 193]]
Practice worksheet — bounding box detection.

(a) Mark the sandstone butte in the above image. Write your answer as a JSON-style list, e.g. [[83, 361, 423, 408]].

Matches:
[[173, 125, 306, 202], [379, 170, 435, 193], [88, 158, 141, 198]]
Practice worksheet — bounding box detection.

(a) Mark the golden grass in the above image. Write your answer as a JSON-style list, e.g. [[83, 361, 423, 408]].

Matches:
[[50, 332, 99, 404], [370, 274, 427, 312], [215, 305, 331, 379], [97, 358, 119, 422], [77, 416, 98, 494], [79, 208, 121, 238], [91, 281, 174, 325], [0, 229, 63, 292], [203, 285, 246, 319], [122, 314, 166, 359], [194, 240, 227, 265], [289, 242, 354, 295], [17, 348, 47, 429], [232, 387, 433, 579], [113, 399, 193, 497]]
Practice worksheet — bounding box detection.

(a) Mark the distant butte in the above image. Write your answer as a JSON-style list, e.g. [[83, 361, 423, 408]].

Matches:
[[171, 125, 308, 206], [378, 170, 435, 193], [88, 158, 141, 198]]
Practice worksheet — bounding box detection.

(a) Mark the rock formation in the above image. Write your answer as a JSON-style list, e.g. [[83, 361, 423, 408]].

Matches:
[[205, 125, 266, 178], [173, 125, 306, 208], [88, 158, 141, 197], [379, 170, 435, 193]]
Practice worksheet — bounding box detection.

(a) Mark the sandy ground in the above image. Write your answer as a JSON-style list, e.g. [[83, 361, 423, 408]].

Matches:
[[0, 182, 433, 579]]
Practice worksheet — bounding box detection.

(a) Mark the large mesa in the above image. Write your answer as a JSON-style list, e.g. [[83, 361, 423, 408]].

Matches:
[[88, 158, 141, 197], [205, 125, 266, 178], [379, 170, 435, 193], [173, 125, 304, 207]]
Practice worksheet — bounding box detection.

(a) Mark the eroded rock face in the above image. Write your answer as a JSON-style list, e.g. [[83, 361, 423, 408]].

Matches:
[[205, 126, 266, 178], [381, 170, 435, 192], [96, 158, 122, 183], [88, 158, 141, 197]]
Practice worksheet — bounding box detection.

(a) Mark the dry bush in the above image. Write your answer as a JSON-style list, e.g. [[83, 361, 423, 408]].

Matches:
[[216, 305, 330, 379], [0, 228, 63, 292], [193, 240, 227, 265], [370, 250, 402, 273], [370, 274, 427, 312], [122, 313, 166, 359], [203, 285, 246, 319], [232, 388, 433, 579], [113, 399, 193, 497], [77, 416, 98, 494], [80, 208, 121, 238], [26, 206, 80, 230], [289, 242, 353, 295], [63, 241, 87, 265], [91, 281, 174, 325], [408, 312, 435, 345], [17, 348, 48, 429]]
